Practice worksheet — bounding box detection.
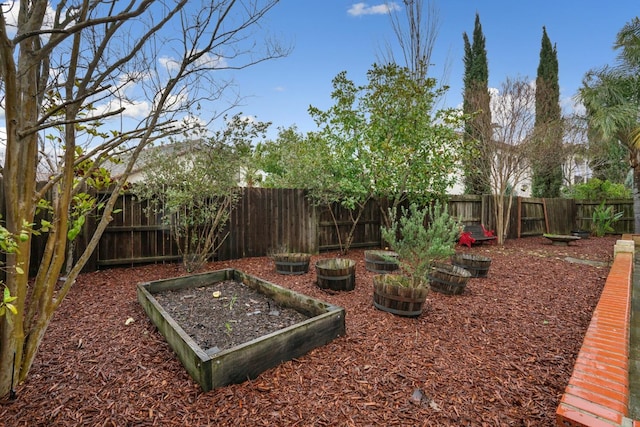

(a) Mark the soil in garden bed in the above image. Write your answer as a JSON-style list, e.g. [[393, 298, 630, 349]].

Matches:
[[153, 280, 310, 351]]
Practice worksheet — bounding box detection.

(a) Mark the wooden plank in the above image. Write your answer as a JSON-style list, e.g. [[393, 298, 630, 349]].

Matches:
[[98, 255, 182, 266], [517, 197, 522, 238], [103, 225, 171, 232]]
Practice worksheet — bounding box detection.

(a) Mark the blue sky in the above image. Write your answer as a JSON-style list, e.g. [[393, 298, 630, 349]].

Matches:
[[0, 1, 635, 152], [226, 1, 638, 139]]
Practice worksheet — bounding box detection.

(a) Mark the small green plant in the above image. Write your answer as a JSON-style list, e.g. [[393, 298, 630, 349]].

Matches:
[[224, 321, 234, 337], [591, 201, 623, 237], [380, 201, 461, 288], [228, 294, 238, 310]]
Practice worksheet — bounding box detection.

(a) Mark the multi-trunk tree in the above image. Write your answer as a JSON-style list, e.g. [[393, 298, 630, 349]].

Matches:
[[0, 0, 286, 398], [133, 116, 269, 273], [464, 77, 537, 244]]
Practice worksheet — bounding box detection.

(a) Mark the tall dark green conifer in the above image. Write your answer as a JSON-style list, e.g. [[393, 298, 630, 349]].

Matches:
[[532, 26, 563, 197], [462, 13, 491, 195]]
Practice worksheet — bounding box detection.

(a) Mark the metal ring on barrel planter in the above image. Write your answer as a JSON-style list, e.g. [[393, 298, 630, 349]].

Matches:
[[272, 253, 311, 275], [364, 250, 399, 273], [372, 274, 428, 317], [450, 253, 492, 278], [315, 258, 356, 291], [427, 263, 472, 295]]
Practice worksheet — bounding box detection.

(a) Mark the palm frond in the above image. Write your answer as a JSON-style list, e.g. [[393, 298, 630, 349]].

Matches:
[[632, 126, 640, 149]]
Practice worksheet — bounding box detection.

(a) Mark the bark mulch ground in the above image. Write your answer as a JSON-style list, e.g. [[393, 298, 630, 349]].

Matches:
[[0, 235, 618, 426]]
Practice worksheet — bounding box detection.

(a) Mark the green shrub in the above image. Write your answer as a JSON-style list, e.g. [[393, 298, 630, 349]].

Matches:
[[565, 178, 631, 200], [380, 201, 460, 287], [591, 201, 623, 237]]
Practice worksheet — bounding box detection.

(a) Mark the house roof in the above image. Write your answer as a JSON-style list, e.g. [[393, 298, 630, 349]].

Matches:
[[104, 140, 201, 182]]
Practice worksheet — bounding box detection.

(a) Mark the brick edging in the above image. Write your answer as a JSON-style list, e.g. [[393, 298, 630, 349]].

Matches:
[[556, 237, 634, 426]]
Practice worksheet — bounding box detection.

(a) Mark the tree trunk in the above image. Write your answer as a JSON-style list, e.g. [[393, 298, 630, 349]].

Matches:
[[0, 14, 42, 395], [493, 194, 505, 246]]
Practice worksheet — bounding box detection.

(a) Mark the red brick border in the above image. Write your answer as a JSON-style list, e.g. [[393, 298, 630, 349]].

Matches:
[[556, 237, 635, 426]]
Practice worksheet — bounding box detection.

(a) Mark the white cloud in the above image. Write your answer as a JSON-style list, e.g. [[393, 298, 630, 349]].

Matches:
[[561, 92, 584, 115], [120, 100, 152, 119], [158, 87, 189, 112], [195, 52, 227, 69], [1, 2, 19, 34], [2, 1, 58, 40], [159, 56, 181, 74], [159, 52, 228, 74], [239, 115, 257, 124], [91, 72, 153, 120], [347, 2, 400, 17]]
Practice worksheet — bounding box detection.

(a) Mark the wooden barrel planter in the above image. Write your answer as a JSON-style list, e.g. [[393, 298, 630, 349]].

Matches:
[[372, 274, 428, 317], [364, 250, 399, 273], [428, 263, 471, 295], [315, 258, 356, 291], [451, 253, 492, 278], [272, 253, 311, 275]]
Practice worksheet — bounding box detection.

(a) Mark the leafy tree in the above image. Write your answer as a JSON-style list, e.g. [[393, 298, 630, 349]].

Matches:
[[532, 27, 563, 197], [253, 126, 310, 188], [0, 220, 29, 327], [0, 0, 286, 398], [588, 136, 630, 184], [304, 129, 372, 255], [309, 63, 464, 230], [258, 124, 372, 254], [559, 113, 630, 196], [133, 116, 268, 272], [563, 112, 630, 187], [258, 64, 464, 252], [462, 13, 492, 195], [579, 17, 640, 231]]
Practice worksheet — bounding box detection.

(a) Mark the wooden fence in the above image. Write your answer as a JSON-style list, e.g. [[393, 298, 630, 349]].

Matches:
[[91, 188, 318, 270], [12, 186, 636, 274]]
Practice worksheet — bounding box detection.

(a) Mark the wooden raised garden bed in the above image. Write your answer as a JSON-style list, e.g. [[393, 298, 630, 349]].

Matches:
[[137, 268, 346, 391]]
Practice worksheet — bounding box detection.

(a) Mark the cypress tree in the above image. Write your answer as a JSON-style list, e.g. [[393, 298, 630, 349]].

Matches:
[[462, 13, 491, 195], [532, 27, 563, 197]]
